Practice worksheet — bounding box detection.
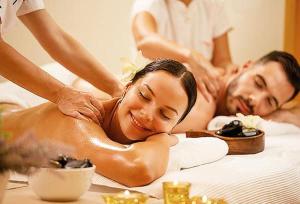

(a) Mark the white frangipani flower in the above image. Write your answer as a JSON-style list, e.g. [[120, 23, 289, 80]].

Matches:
[[120, 51, 151, 83], [236, 113, 262, 129]]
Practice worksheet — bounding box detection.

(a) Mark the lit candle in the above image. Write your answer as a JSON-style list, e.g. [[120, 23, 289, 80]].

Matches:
[[102, 190, 148, 204], [189, 195, 228, 204], [163, 181, 191, 204]]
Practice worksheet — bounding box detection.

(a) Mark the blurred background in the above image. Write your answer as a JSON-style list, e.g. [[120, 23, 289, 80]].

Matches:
[[3, 0, 299, 76]]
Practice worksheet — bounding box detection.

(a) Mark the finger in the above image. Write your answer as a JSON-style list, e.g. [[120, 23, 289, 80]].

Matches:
[[197, 79, 210, 102], [83, 95, 101, 117], [72, 111, 90, 121], [79, 107, 100, 125], [90, 97, 105, 117], [90, 98, 105, 124]]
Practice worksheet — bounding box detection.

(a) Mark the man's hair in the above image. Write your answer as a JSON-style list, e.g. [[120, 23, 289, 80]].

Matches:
[[132, 59, 197, 123], [256, 51, 300, 101]]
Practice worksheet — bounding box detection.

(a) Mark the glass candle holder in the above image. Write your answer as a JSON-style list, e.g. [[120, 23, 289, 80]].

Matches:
[[102, 190, 148, 204], [189, 195, 228, 204], [163, 181, 191, 204]]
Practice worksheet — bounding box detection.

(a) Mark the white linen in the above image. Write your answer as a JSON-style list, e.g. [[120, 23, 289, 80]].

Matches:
[[167, 135, 228, 171]]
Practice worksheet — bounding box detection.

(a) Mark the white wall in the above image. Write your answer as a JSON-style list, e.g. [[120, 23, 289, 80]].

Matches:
[[3, 0, 285, 74], [225, 0, 285, 64], [4, 0, 135, 75]]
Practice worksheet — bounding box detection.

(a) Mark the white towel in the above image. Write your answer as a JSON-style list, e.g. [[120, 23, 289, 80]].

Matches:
[[167, 135, 228, 171]]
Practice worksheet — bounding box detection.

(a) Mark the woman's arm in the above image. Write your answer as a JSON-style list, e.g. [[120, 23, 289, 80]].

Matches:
[[74, 123, 174, 187], [212, 33, 238, 75], [0, 39, 102, 123], [132, 12, 220, 100], [19, 9, 123, 97]]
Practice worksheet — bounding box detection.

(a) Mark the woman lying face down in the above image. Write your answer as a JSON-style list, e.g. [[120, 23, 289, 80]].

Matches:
[[3, 59, 197, 187]]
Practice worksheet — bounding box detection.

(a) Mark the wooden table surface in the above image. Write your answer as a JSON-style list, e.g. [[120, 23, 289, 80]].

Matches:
[[3, 182, 161, 204]]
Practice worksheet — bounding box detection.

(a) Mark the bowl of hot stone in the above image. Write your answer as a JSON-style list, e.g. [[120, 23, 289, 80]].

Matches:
[[29, 155, 95, 202], [187, 120, 265, 155]]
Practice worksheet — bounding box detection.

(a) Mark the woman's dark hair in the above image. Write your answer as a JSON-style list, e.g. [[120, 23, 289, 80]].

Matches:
[[257, 51, 300, 101], [131, 59, 197, 123]]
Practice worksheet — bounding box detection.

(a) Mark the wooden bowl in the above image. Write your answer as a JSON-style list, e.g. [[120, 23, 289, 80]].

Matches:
[[186, 130, 265, 155]]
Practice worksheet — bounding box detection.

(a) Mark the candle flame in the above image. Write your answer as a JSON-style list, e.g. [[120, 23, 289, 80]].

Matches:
[[124, 190, 130, 196], [202, 195, 208, 202]]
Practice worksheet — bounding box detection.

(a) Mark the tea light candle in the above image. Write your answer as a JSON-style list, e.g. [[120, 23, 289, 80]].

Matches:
[[163, 181, 191, 204], [189, 195, 228, 204], [102, 190, 148, 204]]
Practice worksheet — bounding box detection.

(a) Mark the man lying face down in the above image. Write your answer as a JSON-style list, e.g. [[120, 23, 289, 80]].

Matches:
[[173, 51, 300, 132], [2, 60, 198, 187]]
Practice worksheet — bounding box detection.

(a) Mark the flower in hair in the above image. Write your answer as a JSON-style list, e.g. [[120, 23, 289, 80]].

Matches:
[[120, 51, 150, 83]]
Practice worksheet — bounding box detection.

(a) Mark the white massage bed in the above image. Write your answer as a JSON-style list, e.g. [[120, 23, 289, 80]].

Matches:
[[2, 63, 300, 204]]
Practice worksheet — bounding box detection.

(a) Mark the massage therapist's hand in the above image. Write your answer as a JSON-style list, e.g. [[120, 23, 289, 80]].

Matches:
[[187, 50, 221, 101], [56, 86, 105, 124]]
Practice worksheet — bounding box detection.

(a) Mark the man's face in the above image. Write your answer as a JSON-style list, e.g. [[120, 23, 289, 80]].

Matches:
[[225, 61, 295, 116]]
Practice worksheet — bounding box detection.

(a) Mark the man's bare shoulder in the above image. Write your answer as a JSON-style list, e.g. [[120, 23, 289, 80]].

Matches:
[[173, 91, 216, 132]]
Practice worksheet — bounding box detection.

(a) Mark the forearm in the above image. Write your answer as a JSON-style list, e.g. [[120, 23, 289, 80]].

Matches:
[[137, 33, 190, 63], [44, 31, 122, 96], [78, 132, 170, 187], [19, 10, 122, 96], [264, 107, 300, 127], [0, 40, 64, 103]]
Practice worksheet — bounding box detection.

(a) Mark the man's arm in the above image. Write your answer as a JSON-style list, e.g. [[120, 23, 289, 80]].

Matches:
[[264, 105, 300, 127], [19, 9, 123, 97]]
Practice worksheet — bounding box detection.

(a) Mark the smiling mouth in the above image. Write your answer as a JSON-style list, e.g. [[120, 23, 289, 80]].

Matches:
[[130, 113, 152, 132]]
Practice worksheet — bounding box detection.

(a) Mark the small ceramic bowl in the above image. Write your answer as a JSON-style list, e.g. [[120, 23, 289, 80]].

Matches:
[[28, 165, 95, 202]]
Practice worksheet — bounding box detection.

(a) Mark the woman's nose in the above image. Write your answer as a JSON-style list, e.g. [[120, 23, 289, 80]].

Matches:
[[140, 107, 154, 122]]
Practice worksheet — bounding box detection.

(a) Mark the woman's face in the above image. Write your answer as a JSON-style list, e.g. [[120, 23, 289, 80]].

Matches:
[[117, 70, 188, 141]]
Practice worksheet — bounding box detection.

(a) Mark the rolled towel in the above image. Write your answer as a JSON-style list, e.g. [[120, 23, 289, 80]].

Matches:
[[167, 135, 228, 172]]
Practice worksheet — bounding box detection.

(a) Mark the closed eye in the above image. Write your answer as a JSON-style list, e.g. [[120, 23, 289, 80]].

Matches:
[[254, 76, 264, 89], [139, 91, 150, 101], [267, 97, 277, 109], [160, 110, 171, 120]]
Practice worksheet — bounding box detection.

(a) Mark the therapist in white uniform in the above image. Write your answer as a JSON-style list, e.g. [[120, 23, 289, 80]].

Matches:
[[131, 0, 236, 101], [0, 0, 123, 124]]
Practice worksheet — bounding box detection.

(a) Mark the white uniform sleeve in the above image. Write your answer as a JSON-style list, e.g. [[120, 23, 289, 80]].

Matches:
[[17, 0, 45, 16], [131, 0, 164, 21], [212, 0, 232, 38]]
